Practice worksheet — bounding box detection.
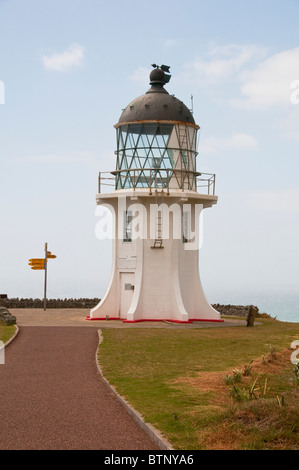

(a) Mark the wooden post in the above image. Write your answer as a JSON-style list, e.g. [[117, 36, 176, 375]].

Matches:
[[246, 305, 258, 327]]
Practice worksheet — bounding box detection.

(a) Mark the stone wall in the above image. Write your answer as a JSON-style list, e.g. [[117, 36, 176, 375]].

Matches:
[[211, 304, 260, 317], [1, 298, 101, 309], [0, 306, 16, 325]]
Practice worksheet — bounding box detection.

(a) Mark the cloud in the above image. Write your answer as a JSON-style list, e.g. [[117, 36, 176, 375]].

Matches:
[[129, 66, 150, 84], [183, 44, 299, 111], [278, 106, 299, 140], [200, 133, 258, 154], [247, 188, 299, 213], [233, 47, 299, 109], [164, 39, 177, 48], [41, 44, 84, 71], [184, 44, 267, 84]]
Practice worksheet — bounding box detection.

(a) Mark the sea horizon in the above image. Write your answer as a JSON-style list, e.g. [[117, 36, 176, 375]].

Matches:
[[2, 282, 299, 324]]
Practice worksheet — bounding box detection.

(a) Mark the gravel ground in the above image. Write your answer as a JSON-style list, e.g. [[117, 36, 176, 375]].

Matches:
[[8, 308, 247, 328], [0, 326, 160, 450]]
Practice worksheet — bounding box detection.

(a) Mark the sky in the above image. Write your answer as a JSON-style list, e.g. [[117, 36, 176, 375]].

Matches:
[[0, 0, 299, 307]]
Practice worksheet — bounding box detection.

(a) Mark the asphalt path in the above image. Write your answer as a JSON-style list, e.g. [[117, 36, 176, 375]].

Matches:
[[0, 326, 160, 450], [0, 309, 247, 450]]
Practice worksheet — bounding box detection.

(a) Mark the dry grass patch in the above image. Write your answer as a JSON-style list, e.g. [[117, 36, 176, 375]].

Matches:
[[172, 347, 299, 450], [174, 371, 228, 407]]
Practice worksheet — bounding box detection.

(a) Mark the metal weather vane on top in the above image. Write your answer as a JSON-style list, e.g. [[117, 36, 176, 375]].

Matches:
[[151, 64, 171, 83]]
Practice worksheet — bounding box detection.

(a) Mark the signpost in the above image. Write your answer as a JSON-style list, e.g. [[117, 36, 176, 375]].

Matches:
[[28, 243, 57, 311], [44, 242, 47, 311]]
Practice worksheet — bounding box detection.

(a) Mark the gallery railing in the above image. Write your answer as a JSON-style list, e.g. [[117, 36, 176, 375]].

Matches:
[[98, 168, 216, 195]]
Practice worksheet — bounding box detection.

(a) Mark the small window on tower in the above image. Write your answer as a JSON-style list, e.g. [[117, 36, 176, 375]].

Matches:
[[123, 210, 132, 242]]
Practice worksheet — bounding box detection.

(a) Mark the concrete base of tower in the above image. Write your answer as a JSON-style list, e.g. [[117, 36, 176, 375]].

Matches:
[[87, 189, 222, 324], [87, 246, 223, 323]]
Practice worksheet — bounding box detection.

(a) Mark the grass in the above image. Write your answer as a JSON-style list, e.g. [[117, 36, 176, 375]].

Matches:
[[0, 322, 17, 343], [97, 318, 299, 450]]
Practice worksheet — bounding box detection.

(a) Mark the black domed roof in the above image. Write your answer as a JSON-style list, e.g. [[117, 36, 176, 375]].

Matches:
[[116, 66, 196, 126]]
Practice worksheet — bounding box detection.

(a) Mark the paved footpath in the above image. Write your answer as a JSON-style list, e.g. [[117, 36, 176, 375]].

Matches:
[[0, 325, 160, 450], [0, 309, 247, 450]]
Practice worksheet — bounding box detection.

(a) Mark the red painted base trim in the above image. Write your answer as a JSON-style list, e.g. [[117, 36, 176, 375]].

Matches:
[[86, 316, 223, 324], [123, 319, 192, 324]]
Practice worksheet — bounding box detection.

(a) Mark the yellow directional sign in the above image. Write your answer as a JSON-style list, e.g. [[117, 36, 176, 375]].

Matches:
[[46, 251, 57, 259], [28, 258, 45, 270]]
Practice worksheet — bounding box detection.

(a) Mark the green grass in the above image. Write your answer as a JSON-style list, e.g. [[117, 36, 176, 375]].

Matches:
[[0, 322, 17, 343], [98, 318, 299, 450]]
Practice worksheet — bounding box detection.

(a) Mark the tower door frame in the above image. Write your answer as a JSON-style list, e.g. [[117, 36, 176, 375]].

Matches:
[[119, 272, 135, 318]]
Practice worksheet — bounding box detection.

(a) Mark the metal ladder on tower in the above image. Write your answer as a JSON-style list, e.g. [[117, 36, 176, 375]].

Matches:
[[151, 189, 164, 248], [179, 126, 188, 168], [179, 125, 189, 189], [179, 125, 188, 149], [151, 210, 164, 248]]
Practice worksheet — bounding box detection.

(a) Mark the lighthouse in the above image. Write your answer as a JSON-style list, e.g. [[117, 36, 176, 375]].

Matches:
[[88, 65, 221, 323]]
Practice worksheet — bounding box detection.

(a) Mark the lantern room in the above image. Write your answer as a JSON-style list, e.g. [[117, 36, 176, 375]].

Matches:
[[114, 65, 199, 191]]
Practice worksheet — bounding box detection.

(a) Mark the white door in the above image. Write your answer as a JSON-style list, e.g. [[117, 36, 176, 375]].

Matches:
[[120, 272, 135, 317]]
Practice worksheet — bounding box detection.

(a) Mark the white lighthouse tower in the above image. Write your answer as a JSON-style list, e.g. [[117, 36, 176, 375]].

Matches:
[[88, 65, 221, 323]]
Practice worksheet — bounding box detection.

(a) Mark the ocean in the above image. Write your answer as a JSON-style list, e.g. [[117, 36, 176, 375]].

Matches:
[[208, 289, 299, 323]]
